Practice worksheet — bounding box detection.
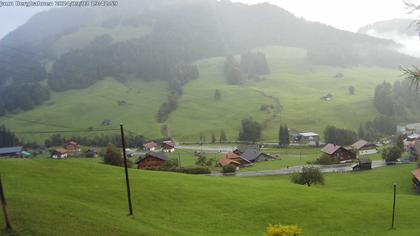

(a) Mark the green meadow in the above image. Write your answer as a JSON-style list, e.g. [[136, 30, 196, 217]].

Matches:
[[0, 46, 401, 142], [0, 158, 419, 235]]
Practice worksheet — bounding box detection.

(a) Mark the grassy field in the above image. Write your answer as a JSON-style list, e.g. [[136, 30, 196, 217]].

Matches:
[[0, 158, 419, 235], [0, 46, 401, 143]]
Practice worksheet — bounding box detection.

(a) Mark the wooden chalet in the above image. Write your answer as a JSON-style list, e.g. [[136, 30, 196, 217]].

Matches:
[[137, 152, 168, 169], [51, 148, 68, 159], [321, 143, 355, 162], [351, 140, 378, 156], [162, 141, 175, 153], [143, 141, 158, 151], [64, 141, 81, 154]]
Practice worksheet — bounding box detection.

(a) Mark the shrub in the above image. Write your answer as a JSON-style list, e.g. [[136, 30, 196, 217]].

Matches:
[[382, 146, 402, 163], [312, 154, 339, 165], [181, 166, 211, 175], [265, 224, 303, 236], [291, 167, 324, 187], [103, 144, 124, 167], [222, 165, 237, 173]]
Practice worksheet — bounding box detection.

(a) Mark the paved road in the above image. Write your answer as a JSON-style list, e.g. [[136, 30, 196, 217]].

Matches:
[[209, 160, 388, 177], [177, 145, 235, 153]]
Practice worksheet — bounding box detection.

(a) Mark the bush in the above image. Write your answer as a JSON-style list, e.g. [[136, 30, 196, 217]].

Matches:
[[312, 154, 339, 165], [382, 146, 402, 163], [222, 165, 237, 173], [291, 167, 324, 187], [265, 224, 303, 236], [181, 166, 211, 175], [103, 144, 124, 167]]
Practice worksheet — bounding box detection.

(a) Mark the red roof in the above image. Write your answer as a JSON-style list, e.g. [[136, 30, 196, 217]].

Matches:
[[412, 169, 420, 181], [163, 141, 175, 148], [225, 152, 241, 159], [55, 148, 68, 154], [218, 158, 240, 167], [321, 144, 342, 155], [143, 142, 158, 149]]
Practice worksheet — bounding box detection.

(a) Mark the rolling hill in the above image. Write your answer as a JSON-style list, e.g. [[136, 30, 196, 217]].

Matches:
[[0, 158, 419, 235], [0, 0, 418, 142]]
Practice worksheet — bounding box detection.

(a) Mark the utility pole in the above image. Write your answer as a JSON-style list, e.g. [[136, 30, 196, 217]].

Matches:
[[120, 124, 133, 216], [0, 175, 13, 232], [391, 183, 397, 229]]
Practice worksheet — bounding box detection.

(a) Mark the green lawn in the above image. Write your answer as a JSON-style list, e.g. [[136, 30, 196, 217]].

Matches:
[[0, 159, 419, 235], [238, 147, 320, 172]]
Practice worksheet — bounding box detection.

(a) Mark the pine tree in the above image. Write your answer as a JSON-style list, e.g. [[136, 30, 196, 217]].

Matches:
[[219, 130, 227, 143]]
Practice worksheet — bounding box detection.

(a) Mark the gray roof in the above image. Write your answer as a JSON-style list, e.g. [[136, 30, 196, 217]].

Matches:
[[0, 146, 23, 155], [241, 149, 263, 162]]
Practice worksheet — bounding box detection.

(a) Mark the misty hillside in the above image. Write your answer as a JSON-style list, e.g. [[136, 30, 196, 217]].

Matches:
[[0, 0, 419, 139], [358, 18, 420, 58], [358, 18, 418, 37]]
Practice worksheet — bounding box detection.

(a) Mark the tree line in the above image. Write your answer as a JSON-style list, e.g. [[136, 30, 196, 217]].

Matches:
[[224, 52, 270, 85]]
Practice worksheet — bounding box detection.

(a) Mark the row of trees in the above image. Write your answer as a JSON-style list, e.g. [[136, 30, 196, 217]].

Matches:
[[0, 125, 20, 148], [44, 133, 146, 148], [323, 125, 357, 146], [224, 52, 270, 85]]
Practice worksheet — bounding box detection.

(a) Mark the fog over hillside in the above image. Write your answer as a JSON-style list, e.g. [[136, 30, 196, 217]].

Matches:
[[358, 18, 420, 58]]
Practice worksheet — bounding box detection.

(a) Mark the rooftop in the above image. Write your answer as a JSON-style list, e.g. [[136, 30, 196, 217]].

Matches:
[[0, 146, 23, 155]]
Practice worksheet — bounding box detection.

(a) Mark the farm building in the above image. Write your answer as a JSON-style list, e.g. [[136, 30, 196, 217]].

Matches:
[[398, 123, 420, 135], [321, 144, 355, 162], [137, 152, 168, 169], [51, 148, 68, 159], [233, 144, 260, 155], [293, 132, 320, 146], [85, 148, 98, 158], [64, 141, 81, 154], [351, 140, 378, 156], [143, 142, 158, 151], [351, 157, 372, 171], [162, 141, 175, 153], [240, 149, 276, 163], [218, 152, 251, 168], [0, 146, 23, 158]]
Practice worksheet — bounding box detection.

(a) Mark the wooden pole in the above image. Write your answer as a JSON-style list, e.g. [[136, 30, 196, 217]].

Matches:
[[0, 175, 13, 232], [391, 183, 397, 229], [120, 124, 133, 216]]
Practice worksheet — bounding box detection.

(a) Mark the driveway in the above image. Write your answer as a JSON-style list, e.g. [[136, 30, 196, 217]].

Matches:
[[209, 160, 388, 177]]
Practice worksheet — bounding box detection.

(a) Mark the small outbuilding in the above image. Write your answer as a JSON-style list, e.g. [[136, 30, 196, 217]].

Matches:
[[137, 152, 168, 169], [351, 157, 372, 171], [85, 148, 98, 158], [162, 141, 175, 153], [143, 142, 158, 151], [51, 148, 68, 159]]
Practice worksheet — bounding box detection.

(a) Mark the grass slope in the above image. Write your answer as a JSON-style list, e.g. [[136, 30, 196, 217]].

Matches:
[[0, 79, 168, 141], [0, 159, 419, 236], [0, 46, 401, 142]]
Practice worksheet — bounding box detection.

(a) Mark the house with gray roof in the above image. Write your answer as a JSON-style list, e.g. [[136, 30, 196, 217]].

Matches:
[[240, 149, 276, 163], [0, 146, 23, 158]]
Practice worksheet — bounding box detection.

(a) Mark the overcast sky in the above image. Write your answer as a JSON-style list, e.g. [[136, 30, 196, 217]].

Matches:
[[0, 0, 418, 39]]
